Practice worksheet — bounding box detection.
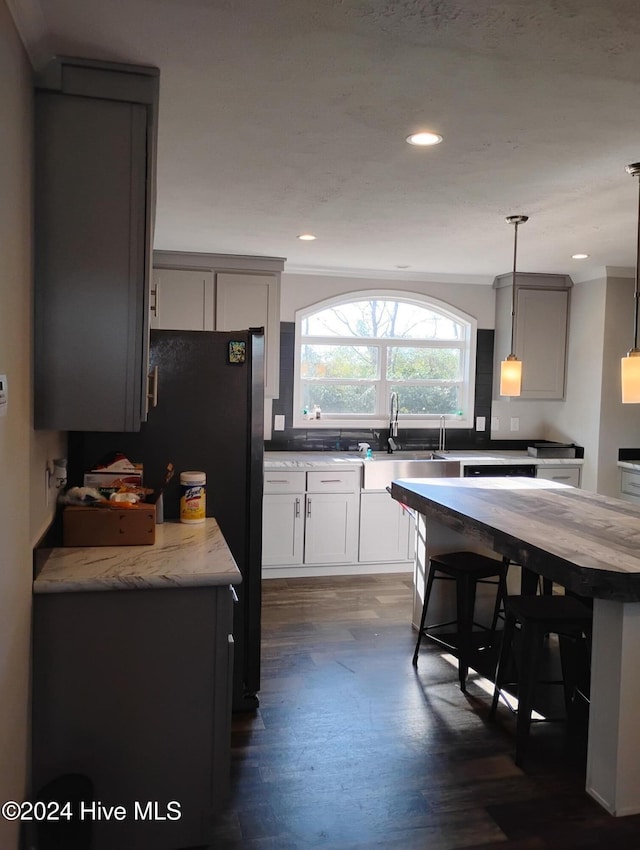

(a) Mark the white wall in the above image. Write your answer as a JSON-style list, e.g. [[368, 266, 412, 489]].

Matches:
[[0, 5, 65, 845], [543, 277, 607, 491], [281, 272, 495, 327]]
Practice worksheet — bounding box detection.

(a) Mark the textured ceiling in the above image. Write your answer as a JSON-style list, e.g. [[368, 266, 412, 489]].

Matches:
[[12, 0, 640, 281]]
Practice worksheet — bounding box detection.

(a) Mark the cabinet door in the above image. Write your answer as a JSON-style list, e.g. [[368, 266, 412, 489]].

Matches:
[[515, 288, 569, 399], [216, 272, 280, 398], [536, 465, 581, 487], [359, 492, 412, 562], [262, 494, 304, 566], [304, 493, 359, 565], [151, 268, 214, 330], [34, 92, 150, 431]]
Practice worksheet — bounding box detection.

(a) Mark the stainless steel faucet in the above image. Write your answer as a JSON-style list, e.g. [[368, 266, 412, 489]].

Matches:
[[388, 391, 399, 453]]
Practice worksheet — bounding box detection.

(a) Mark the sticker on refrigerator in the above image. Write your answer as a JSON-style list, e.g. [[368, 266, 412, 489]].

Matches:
[[228, 340, 246, 364]]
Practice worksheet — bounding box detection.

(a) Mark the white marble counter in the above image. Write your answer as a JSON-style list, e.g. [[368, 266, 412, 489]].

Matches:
[[264, 449, 583, 469], [34, 518, 241, 594], [618, 460, 640, 471]]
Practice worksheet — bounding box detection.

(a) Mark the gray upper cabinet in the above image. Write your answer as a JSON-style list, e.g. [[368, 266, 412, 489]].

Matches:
[[34, 58, 159, 431], [493, 272, 572, 400]]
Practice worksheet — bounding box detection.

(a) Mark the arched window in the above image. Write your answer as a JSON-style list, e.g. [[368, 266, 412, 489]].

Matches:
[[293, 291, 477, 429]]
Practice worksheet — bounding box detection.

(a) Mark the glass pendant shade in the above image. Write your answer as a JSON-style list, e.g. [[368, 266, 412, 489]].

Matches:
[[621, 350, 640, 403], [500, 355, 522, 397]]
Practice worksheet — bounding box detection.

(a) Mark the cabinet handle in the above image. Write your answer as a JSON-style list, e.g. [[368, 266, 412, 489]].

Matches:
[[267, 479, 290, 484], [307, 497, 312, 518], [150, 285, 159, 317], [551, 475, 571, 481], [229, 585, 239, 604], [319, 478, 341, 483], [295, 497, 300, 517], [626, 480, 640, 489], [147, 365, 159, 407]]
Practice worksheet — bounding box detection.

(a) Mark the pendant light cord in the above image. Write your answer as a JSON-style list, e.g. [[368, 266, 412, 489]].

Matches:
[[634, 171, 640, 351], [510, 220, 519, 355]]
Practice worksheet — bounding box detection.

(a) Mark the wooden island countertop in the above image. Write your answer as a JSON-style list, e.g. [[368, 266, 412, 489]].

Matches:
[[390, 476, 640, 817], [391, 476, 640, 601]]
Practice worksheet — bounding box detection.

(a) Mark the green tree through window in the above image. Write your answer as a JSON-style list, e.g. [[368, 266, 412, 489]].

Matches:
[[295, 294, 476, 427]]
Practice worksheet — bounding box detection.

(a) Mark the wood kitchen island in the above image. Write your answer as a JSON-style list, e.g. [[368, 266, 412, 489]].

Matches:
[[391, 476, 640, 817]]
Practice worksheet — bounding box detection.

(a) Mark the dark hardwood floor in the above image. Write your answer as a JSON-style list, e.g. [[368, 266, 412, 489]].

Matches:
[[208, 574, 640, 849]]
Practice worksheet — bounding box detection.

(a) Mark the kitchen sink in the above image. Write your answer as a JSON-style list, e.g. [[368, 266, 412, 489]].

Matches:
[[361, 455, 461, 490]]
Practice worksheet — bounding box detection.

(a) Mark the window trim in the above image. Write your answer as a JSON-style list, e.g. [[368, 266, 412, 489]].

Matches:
[[293, 290, 477, 429]]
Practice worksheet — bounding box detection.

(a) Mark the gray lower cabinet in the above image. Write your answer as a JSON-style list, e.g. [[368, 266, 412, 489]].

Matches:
[[34, 58, 159, 431], [32, 585, 234, 850]]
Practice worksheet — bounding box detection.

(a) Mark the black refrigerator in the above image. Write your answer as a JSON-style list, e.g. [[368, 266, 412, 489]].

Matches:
[[69, 328, 264, 711]]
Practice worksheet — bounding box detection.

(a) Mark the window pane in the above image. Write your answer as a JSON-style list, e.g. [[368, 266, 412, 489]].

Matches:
[[390, 384, 460, 415], [301, 344, 378, 379], [387, 347, 461, 380], [303, 300, 463, 340], [302, 383, 376, 414]]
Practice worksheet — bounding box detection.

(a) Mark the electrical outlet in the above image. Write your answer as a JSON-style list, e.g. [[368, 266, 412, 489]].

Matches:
[[475, 416, 486, 431], [510, 417, 520, 432], [274, 414, 285, 431], [491, 416, 499, 430]]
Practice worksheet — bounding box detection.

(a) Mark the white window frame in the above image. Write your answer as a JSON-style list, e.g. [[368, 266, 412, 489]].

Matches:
[[293, 290, 477, 430]]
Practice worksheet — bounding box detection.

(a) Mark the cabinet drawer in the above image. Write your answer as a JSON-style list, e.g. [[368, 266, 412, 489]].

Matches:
[[306, 469, 359, 493], [621, 469, 640, 498], [263, 470, 306, 494], [536, 466, 581, 487]]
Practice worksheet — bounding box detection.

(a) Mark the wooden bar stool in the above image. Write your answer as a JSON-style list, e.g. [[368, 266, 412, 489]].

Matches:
[[489, 594, 592, 766], [413, 551, 509, 691]]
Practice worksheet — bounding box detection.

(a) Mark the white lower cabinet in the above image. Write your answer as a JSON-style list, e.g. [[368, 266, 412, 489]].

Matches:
[[304, 492, 359, 564], [536, 465, 581, 487], [359, 492, 413, 562], [262, 493, 304, 566], [620, 468, 640, 504], [262, 468, 360, 574]]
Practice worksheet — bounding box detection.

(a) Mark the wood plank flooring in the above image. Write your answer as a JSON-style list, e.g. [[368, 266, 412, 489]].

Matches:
[[207, 574, 640, 849]]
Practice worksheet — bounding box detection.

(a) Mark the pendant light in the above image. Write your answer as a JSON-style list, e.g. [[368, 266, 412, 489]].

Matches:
[[621, 163, 640, 403], [500, 214, 529, 396]]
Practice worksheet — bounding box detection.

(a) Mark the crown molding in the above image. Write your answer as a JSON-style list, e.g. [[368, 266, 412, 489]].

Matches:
[[6, 0, 53, 69]]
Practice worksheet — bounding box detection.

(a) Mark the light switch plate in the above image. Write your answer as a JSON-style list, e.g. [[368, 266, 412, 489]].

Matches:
[[475, 416, 486, 431], [491, 416, 499, 430], [274, 414, 285, 431], [510, 417, 520, 432]]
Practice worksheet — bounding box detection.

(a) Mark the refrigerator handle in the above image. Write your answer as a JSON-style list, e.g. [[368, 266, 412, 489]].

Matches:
[[147, 365, 159, 408]]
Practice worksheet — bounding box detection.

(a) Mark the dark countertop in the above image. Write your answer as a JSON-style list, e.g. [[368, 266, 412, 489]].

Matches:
[[390, 477, 640, 601]]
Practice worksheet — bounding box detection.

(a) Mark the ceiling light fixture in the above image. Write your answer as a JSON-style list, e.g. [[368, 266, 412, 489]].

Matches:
[[621, 162, 640, 403], [500, 214, 529, 397], [406, 131, 443, 146], [572, 253, 589, 260], [298, 233, 316, 241]]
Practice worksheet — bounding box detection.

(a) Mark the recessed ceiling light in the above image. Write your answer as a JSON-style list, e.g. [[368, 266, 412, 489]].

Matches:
[[406, 131, 443, 146], [572, 253, 589, 259], [298, 233, 316, 241]]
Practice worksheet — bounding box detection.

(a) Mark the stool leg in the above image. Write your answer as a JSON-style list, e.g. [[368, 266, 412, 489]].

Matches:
[[514, 622, 543, 767], [489, 566, 508, 640], [456, 573, 476, 692], [412, 563, 436, 666], [490, 609, 516, 719]]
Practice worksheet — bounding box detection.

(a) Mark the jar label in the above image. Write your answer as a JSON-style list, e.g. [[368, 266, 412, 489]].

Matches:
[[180, 484, 206, 523]]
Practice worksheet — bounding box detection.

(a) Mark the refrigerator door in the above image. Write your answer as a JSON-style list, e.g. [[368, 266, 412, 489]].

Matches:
[[70, 328, 264, 710]]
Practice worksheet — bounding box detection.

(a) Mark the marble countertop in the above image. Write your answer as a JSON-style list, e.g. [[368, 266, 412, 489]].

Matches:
[[34, 518, 242, 594], [264, 450, 583, 468], [618, 460, 640, 471]]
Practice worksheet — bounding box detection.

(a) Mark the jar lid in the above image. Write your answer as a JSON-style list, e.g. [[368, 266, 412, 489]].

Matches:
[[180, 470, 206, 484]]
